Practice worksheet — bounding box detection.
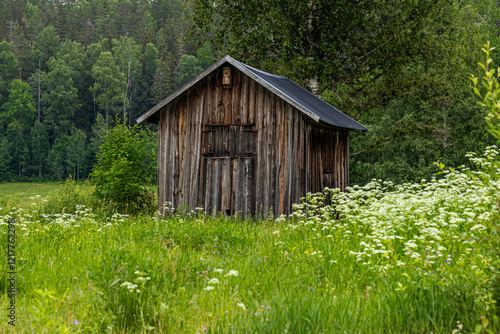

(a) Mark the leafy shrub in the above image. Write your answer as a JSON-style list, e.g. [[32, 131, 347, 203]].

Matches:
[[90, 121, 157, 215], [40, 176, 97, 215], [470, 42, 500, 321]]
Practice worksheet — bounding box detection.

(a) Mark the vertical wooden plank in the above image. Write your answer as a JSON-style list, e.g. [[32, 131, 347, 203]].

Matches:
[[176, 95, 185, 206], [232, 69, 240, 124], [346, 133, 350, 188], [341, 131, 344, 190], [269, 93, 277, 217], [290, 109, 304, 209], [199, 78, 211, 208], [304, 121, 308, 198], [297, 110, 304, 201], [241, 159, 247, 218], [243, 158, 253, 217], [181, 91, 192, 206], [221, 158, 227, 214], [318, 132, 323, 193], [207, 73, 214, 124], [216, 69, 224, 124], [250, 158, 255, 216], [157, 109, 164, 214], [288, 106, 295, 212], [292, 108, 299, 212], [240, 73, 248, 124], [173, 102, 180, 210], [336, 129, 341, 190], [162, 108, 168, 213], [254, 83, 263, 216], [167, 104, 175, 207], [225, 158, 231, 213], [224, 83, 232, 124], [205, 159, 213, 212], [234, 158, 242, 216], [263, 90, 270, 216], [190, 84, 203, 209], [231, 158, 237, 215], [278, 99, 285, 215], [283, 104, 291, 213], [332, 129, 337, 190], [248, 79, 256, 125], [217, 159, 224, 213], [188, 86, 199, 209]]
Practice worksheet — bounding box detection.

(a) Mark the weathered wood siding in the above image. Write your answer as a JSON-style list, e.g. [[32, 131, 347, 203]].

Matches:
[[157, 65, 349, 217], [305, 125, 349, 195]]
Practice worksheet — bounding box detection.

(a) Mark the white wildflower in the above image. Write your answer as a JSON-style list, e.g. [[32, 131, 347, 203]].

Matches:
[[226, 270, 239, 277]]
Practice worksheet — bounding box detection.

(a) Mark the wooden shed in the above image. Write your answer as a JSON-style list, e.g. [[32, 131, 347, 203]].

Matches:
[[137, 56, 368, 217]]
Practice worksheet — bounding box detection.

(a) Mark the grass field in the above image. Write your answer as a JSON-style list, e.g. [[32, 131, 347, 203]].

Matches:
[[0, 150, 499, 333], [0, 182, 63, 210]]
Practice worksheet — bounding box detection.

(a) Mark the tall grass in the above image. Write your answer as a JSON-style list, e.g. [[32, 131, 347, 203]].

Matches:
[[0, 148, 499, 333]]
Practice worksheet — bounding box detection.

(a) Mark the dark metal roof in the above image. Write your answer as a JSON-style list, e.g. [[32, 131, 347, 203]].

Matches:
[[137, 56, 368, 132]]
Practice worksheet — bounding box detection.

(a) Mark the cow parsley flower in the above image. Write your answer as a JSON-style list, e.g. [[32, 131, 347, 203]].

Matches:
[[225, 270, 239, 277]]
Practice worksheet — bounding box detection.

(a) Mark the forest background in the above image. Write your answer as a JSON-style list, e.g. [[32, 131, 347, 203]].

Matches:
[[1, 0, 499, 186]]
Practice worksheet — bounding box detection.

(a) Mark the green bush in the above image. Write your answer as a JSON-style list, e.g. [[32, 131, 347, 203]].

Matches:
[[39, 177, 97, 215], [90, 121, 157, 215], [470, 42, 500, 319]]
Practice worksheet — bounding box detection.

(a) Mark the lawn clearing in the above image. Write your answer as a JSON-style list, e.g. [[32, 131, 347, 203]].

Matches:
[[0, 182, 63, 210]]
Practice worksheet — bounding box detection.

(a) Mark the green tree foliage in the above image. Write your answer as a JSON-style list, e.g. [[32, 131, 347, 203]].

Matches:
[[58, 40, 86, 90], [191, 0, 463, 115], [34, 25, 60, 71], [469, 42, 500, 319], [47, 135, 68, 180], [136, 42, 159, 115], [31, 120, 48, 177], [1, 79, 36, 177], [348, 1, 499, 184], [0, 137, 12, 179], [91, 121, 157, 214], [86, 113, 107, 169], [472, 43, 500, 142], [1, 79, 36, 136], [0, 41, 17, 105], [7, 20, 32, 81], [90, 51, 124, 129], [196, 41, 214, 71], [112, 36, 142, 123], [41, 58, 80, 137], [68, 126, 87, 180], [0, 0, 185, 181], [350, 99, 495, 184], [176, 54, 202, 87]]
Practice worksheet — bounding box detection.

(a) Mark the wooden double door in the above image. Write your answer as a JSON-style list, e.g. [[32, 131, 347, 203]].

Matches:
[[202, 124, 257, 216]]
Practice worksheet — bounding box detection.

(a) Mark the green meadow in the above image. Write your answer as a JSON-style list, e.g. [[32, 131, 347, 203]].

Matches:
[[1, 148, 499, 333], [0, 183, 63, 210]]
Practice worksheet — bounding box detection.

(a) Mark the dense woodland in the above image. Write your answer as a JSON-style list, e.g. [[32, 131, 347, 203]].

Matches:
[[0, 0, 499, 184]]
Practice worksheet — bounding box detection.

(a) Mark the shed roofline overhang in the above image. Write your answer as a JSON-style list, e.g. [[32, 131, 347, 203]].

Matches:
[[136, 55, 368, 131]]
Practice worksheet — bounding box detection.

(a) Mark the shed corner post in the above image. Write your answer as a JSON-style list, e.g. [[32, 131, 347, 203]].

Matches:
[[346, 132, 350, 188]]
